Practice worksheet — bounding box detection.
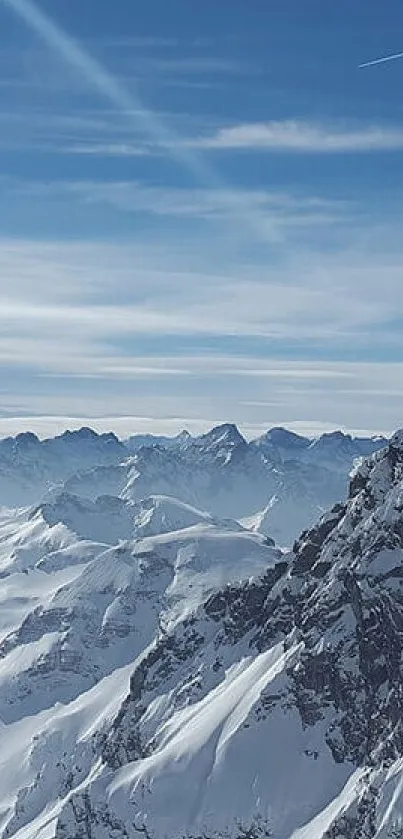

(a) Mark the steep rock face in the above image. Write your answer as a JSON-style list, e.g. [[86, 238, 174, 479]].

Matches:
[[53, 433, 403, 839], [0, 480, 283, 835], [0, 502, 275, 727]]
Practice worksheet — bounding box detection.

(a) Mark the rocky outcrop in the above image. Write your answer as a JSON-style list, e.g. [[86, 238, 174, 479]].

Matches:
[[3, 432, 403, 839], [56, 433, 403, 839]]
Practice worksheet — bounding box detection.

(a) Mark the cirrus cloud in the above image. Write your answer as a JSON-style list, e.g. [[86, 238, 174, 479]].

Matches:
[[189, 120, 403, 153]]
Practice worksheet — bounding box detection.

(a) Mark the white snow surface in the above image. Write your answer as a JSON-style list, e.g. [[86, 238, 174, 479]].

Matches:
[[0, 426, 400, 839], [0, 481, 285, 836], [52, 423, 386, 546]]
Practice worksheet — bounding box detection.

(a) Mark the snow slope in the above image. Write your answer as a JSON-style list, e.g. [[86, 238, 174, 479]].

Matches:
[[0, 424, 386, 544], [50, 429, 403, 839], [0, 426, 400, 839], [0, 485, 282, 836], [61, 424, 386, 545], [0, 428, 125, 507], [0, 494, 277, 726]]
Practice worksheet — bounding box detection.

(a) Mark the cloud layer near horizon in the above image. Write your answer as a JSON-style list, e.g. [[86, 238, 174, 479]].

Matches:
[[0, 228, 402, 437]]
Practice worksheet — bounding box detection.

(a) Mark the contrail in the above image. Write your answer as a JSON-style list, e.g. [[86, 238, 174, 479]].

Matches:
[[359, 51, 403, 68], [0, 0, 194, 167], [1, 0, 271, 242]]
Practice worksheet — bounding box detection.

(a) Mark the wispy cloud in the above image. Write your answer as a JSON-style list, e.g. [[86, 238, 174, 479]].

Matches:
[[1, 0, 403, 437], [12, 179, 344, 234], [98, 36, 180, 49], [0, 0, 215, 171], [0, 0, 277, 245], [0, 231, 402, 364], [0, 231, 402, 434], [189, 120, 403, 153], [123, 57, 246, 76], [0, 107, 162, 155], [62, 142, 151, 157]]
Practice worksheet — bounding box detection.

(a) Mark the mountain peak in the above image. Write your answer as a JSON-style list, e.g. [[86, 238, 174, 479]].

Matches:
[[260, 427, 309, 448], [175, 429, 191, 441], [14, 431, 40, 446], [197, 423, 246, 448], [59, 426, 99, 441], [0, 423, 401, 838], [100, 431, 120, 444], [312, 430, 351, 445]]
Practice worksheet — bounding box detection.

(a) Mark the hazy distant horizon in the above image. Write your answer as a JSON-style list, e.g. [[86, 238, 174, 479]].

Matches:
[[0, 414, 391, 442]]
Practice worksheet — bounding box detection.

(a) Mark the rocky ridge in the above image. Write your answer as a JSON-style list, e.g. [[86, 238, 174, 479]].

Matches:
[[0, 429, 400, 839]]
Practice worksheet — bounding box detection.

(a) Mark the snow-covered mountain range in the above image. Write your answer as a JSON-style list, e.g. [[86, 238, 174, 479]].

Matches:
[[0, 423, 384, 545], [1, 423, 401, 839]]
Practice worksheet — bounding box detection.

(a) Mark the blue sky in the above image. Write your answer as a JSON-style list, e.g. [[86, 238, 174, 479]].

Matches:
[[0, 0, 402, 438]]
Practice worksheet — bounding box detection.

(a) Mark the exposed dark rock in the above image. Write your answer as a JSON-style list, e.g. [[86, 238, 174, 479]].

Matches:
[[56, 430, 403, 838]]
